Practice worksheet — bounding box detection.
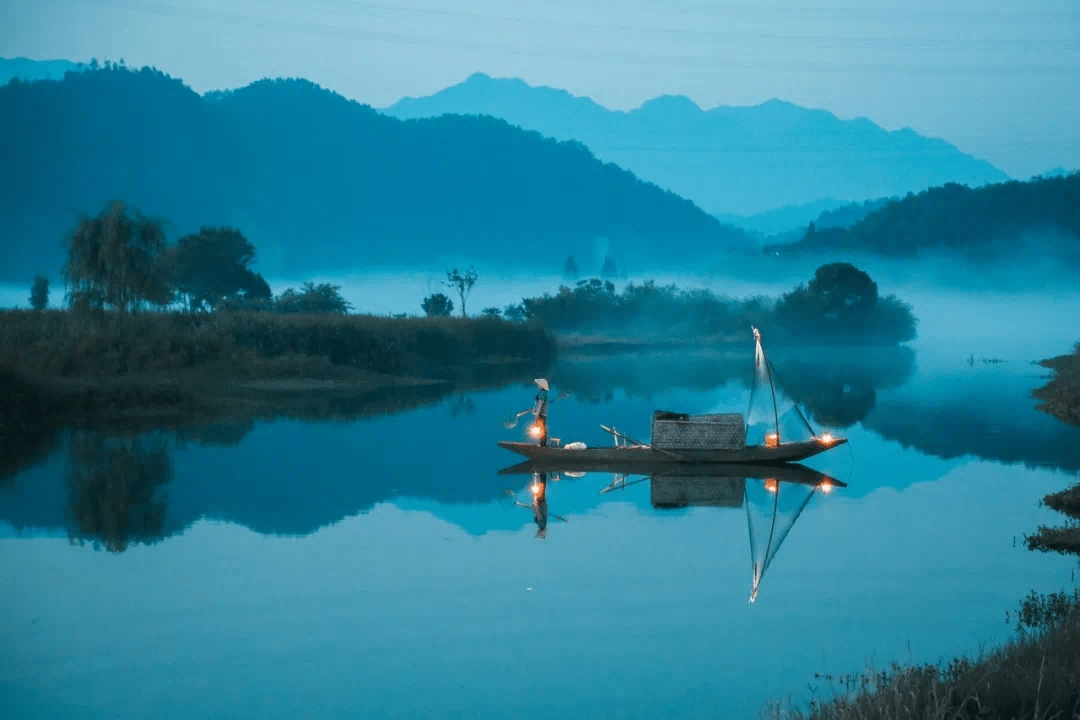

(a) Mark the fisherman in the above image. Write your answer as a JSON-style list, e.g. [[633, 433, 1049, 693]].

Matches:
[[532, 378, 550, 446], [531, 472, 549, 539]]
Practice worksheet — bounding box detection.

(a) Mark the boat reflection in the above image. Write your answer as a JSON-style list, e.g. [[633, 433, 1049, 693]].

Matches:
[[514, 472, 568, 539], [743, 467, 839, 603], [499, 460, 844, 600]]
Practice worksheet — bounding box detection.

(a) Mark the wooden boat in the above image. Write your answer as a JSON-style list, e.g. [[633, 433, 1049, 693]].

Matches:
[[497, 436, 845, 467], [499, 327, 848, 466]]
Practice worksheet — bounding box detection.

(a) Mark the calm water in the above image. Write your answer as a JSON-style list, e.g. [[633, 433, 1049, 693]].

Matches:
[[3, 323, 1080, 718]]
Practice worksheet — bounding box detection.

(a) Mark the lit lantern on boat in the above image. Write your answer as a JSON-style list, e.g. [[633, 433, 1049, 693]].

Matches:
[[529, 424, 543, 438], [765, 479, 778, 493], [765, 433, 779, 447], [818, 433, 834, 444], [819, 481, 833, 494], [530, 482, 542, 496]]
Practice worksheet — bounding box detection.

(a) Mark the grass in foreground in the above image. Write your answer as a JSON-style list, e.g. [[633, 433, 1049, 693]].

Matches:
[[760, 589, 1080, 720]]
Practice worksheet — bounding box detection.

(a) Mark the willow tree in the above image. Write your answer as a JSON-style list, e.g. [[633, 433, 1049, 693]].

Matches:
[[64, 201, 173, 313]]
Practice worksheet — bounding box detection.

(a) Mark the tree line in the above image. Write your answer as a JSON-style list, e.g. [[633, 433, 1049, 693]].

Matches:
[[482, 263, 917, 345], [767, 172, 1080, 262], [39, 201, 352, 315]]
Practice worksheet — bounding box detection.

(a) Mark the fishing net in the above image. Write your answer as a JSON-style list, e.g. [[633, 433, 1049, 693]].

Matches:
[[746, 336, 817, 446], [745, 476, 820, 603]]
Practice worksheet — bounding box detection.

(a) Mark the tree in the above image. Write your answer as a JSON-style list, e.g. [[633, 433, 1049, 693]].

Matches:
[[804, 262, 879, 321], [601, 253, 617, 278], [422, 292, 454, 317], [66, 432, 173, 553], [274, 282, 352, 314], [442, 267, 478, 318], [29, 275, 49, 310], [563, 255, 579, 278], [170, 227, 272, 311], [481, 307, 502, 317], [64, 201, 173, 313], [772, 262, 916, 343], [503, 302, 526, 323]]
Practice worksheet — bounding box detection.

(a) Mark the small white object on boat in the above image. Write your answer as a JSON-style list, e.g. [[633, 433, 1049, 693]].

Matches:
[[564, 442, 587, 450]]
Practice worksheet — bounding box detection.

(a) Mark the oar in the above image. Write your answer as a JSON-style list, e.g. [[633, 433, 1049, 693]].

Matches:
[[515, 501, 568, 523], [600, 475, 650, 494], [503, 409, 534, 429], [502, 391, 570, 429]]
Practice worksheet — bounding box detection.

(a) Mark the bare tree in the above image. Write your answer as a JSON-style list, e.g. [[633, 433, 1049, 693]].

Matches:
[[443, 267, 478, 318]]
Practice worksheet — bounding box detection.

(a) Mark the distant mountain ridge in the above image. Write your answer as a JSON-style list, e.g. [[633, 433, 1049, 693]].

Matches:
[[0, 56, 86, 84], [384, 73, 1010, 216], [724, 196, 898, 245], [716, 198, 851, 237], [0, 65, 753, 282]]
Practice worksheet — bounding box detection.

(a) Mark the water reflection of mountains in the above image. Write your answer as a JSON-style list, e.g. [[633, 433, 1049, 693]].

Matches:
[[3, 348, 1079, 552], [555, 346, 915, 429]]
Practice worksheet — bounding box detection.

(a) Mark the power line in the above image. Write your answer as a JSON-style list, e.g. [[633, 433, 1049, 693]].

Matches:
[[287, 0, 1080, 49], [71, 0, 1080, 70]]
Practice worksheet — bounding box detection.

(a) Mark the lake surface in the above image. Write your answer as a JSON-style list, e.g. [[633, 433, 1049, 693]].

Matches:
[[3, 312, 1080, 718]]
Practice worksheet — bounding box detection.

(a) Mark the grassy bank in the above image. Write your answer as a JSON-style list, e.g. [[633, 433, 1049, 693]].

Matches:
[[760, 589, 1080, 720], [0, 309, 556, 428], [1033, 344, 1080, 427]]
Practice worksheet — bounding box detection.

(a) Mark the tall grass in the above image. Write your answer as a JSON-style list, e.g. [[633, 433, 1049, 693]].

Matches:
[[760, 590, 1080, 720], [0, 309, 557, 380]]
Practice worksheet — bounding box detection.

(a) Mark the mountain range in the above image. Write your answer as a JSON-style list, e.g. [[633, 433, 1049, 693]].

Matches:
[[384, 73, 1011, 217], [0, 64, 753, 282]]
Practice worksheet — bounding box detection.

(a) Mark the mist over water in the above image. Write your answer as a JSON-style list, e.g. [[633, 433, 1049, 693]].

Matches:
[[257, 265, 1080, 362]]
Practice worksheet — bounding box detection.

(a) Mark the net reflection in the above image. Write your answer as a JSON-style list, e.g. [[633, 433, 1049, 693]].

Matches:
[[500, 460, 844, 600]]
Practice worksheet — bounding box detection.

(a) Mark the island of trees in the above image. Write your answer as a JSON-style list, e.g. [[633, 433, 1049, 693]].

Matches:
[[497, 262, 917, 347]]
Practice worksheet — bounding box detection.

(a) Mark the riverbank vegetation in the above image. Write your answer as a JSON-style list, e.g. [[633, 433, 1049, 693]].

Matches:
[[508, 262, 917, 346], [0, 201, 555, 430], [760, 588, 1080, 720]]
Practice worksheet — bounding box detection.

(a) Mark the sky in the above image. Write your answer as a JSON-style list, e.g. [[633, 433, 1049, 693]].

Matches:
[[1, 0, 1079, 178]]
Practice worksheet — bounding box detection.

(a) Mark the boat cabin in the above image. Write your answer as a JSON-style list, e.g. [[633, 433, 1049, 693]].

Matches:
[[651, 411, 746, 451]]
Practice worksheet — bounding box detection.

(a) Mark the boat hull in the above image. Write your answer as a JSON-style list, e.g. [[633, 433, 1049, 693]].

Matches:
[[497, 437, 846, 467], [497, 459, 846, 488]]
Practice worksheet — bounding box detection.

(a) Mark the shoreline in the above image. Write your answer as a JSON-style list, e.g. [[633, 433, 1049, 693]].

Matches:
[[0, 309, 557, 456], [1032, 346, 1080, 427]]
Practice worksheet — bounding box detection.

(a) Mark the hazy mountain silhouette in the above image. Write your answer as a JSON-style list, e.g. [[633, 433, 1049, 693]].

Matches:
[[0, 65, 753, 282], [383, 73, 1010, 216], [716, 198, 849, 237], [0, 56, 85, 85]]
